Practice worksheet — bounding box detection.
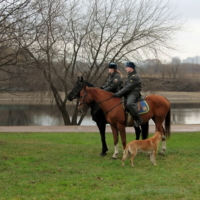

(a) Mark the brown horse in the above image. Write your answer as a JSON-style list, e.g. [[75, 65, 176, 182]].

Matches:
[[78, 85, 171, 159]]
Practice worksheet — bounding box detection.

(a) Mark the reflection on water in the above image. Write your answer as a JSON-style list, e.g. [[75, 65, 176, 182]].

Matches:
[[0, 104, 200, 126], [171, 108, 200, 125], [0, 105, 64, 126]]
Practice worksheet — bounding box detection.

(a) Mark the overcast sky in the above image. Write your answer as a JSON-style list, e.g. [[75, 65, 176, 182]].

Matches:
[[171, 0, 200, 60]]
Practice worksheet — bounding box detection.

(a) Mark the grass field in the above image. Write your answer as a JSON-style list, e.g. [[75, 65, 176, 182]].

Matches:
[[0, 132, 200, 200]]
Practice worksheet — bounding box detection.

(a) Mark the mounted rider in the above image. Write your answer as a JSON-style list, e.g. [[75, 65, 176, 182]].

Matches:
[[113, 62, 143, 127], [101, 63, 123, 93]]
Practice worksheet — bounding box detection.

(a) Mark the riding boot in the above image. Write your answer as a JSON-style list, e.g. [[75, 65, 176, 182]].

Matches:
[[128, 103, 143, 127], [133, 116, 143, 127]]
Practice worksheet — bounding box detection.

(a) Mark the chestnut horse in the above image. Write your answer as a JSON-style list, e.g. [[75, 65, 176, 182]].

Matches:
[[78, 85, 171, 159], [68, 77, 149, 156]]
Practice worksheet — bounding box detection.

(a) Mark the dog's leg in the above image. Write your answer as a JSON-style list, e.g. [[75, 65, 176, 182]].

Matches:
[[150, 152, 153, 163], [152, 150, 157, 165], [160, 136, 166, 155], [130, 150, 137, 167]]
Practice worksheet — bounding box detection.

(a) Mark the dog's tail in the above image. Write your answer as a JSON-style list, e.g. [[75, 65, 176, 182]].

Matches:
[[123, 148, 129, 159], [122, 147, 129, 166]]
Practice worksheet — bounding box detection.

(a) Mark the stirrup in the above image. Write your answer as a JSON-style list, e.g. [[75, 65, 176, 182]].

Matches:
[[133, 121, 139, 127], [134, 119, 143, 127]]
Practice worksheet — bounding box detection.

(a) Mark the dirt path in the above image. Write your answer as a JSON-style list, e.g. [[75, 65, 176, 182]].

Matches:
[[1, 124, 200, 133]]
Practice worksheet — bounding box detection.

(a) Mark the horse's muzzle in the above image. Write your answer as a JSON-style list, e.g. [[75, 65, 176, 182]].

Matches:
[[78, 109, 84, 113], [78, 106, 86, 113], [78, 103, 88, 113]]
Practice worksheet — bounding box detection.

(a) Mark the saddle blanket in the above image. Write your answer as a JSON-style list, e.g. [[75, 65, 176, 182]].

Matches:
[[138, 100, 149, 115], [124, 100, 149, 126]]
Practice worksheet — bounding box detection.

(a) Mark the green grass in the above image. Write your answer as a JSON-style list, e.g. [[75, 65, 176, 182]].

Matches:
[[0, 131, 200, 200]]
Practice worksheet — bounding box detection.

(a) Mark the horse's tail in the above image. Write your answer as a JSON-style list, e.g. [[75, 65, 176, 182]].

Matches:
[[165, 107, 171, 138]]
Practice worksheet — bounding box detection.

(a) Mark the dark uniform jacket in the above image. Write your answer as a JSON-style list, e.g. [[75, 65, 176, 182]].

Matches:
[[115, 71, 142, 97], [101, 71, 122, 93]]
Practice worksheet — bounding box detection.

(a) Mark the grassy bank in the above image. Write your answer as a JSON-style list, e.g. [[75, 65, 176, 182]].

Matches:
[[0, 132, 200, 200]]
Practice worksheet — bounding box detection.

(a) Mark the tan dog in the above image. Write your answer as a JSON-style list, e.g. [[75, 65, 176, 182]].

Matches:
[[122, 131, 163, 166]]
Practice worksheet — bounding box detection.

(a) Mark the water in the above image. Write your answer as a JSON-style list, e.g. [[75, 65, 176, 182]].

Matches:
[[0, 104, 200, 126]]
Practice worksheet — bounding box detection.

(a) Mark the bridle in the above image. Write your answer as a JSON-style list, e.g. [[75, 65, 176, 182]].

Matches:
[[68, 90, 79, 99], [68, 82, 83, 100], [78, 90, 92, 110], [79, 89, 122, 114]]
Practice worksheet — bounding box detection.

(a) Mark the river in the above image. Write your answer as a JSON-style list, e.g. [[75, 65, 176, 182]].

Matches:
[[0, 103, 200, 126]]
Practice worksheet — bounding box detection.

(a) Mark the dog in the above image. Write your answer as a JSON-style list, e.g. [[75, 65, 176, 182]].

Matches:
[[122, 131, 163, 166]]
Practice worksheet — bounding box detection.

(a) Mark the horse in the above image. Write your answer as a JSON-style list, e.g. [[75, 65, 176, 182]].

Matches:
[[68, 76, 149, 156], [78, 85, 171, 159]]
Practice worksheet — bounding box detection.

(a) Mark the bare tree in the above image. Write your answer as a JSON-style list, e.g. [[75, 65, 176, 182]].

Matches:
[[159, 61, 168, 79], [66, 0, 182, 84], [2, 0, 182, 125], [165, 57, 182, 79], [0, 0, 31, 91]]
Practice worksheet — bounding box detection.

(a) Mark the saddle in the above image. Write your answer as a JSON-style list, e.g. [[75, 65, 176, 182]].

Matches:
[[122, 96, 149, 114], [122, 96, 149, 126]]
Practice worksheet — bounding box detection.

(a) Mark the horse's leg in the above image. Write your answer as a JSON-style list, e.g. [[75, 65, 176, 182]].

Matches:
[[110, 125, 119, 159], [160, 125, 166, 155], [141, 122, 149, 140], [134, 126, 141, 140], [154, 119, 166, 155], [96, 121, 108, 157], [117, 123, 127, 151]]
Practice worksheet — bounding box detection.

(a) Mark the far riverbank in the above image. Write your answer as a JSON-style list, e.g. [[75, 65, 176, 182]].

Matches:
[[0, 91, 200, 105]]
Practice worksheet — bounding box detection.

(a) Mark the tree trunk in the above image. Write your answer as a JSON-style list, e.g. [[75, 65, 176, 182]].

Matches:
[[71, 99, 79, 125], [59, 105, 71, 125]]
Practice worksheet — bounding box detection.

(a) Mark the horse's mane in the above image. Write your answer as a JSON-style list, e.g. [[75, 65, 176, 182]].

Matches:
[[83, 80, 95, 87], [87, 87, 117, 99]]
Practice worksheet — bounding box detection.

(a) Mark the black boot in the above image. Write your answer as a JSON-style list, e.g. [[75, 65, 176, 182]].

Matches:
[[128, 103, 143, 127], [133, 116, 143, 127]]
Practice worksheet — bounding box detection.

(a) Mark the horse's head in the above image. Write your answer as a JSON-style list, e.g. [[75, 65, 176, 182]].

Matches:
[[67, 76, 95, 101], [67, 76, 84, 101], [78, 85, 92, 113]]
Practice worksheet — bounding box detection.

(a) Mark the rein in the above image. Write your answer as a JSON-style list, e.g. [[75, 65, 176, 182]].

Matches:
[[104, 101, 122, 115], [97, 96, 114, 104], [96, 93, 123, 114]]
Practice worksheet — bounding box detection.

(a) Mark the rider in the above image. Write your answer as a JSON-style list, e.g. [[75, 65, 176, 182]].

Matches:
[[101, 63, 123, 93], [113, 61, 143, 127]]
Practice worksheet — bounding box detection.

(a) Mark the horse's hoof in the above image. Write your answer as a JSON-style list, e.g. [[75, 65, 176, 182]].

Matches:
[[100, 152, 107, 157], [159, 152, 164, 155], [112, 157, 117, 160]]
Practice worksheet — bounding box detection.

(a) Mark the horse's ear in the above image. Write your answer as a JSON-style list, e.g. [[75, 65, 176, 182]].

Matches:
[[81, 76, 83, 82], [78, 76, 80, 81]]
